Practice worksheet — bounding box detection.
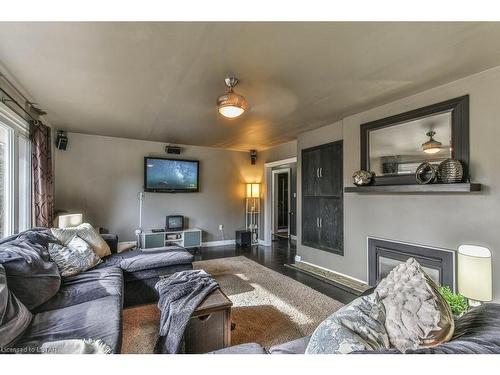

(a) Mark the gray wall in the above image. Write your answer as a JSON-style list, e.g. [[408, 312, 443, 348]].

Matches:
[[55, 133, 269, 242], [297, 66, 500, 301]]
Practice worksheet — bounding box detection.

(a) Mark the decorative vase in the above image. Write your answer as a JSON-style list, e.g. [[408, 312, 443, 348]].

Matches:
[[415, 162, 437, 185], [352, 170, 374, 186], [437, 159, 463, 183]]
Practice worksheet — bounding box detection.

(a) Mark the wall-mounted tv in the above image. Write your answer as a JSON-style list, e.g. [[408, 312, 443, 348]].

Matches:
[[144, 157, 199, 193]]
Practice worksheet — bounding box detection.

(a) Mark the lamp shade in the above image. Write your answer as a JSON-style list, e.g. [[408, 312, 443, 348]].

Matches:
[[57, 213, 83, 229], [422, 131, 442, 154], [246, 183, 260, 198], [457, 245, 492, 302]]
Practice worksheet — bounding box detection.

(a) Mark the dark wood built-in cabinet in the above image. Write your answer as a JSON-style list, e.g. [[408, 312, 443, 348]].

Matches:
[[301, 141, 343, 255]]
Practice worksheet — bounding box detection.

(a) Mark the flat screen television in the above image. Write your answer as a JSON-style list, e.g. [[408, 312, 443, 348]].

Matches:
[[144, 157, 199, 193]]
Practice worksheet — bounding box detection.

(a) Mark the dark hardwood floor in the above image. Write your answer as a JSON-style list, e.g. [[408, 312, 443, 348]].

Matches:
[[190, 238, 357, 305]]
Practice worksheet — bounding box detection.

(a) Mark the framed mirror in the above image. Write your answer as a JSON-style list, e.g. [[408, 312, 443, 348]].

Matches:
[[360, 95, 469, 185]]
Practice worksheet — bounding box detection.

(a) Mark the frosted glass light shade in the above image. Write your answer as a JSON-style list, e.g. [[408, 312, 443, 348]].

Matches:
[[246, 183, 260, 198], [217, 91, 248, 119], [57, 213, 83, 228], [458, 245, 492, 302]]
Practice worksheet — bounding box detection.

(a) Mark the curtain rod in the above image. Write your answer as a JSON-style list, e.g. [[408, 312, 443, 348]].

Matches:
[[0, 73, 46, 122], [0, 86, 38, 122]]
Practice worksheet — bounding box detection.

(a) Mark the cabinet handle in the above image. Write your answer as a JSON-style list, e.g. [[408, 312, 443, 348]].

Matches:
[[319, 167, 323, 178], [316, 217, 319, 227], [320, 218, 322, 228], [316, 168, 319, 178], [197, 314, 212, 322]]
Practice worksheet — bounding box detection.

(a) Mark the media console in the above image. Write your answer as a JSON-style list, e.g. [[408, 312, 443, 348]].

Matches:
[[141, 228, 202, 249]]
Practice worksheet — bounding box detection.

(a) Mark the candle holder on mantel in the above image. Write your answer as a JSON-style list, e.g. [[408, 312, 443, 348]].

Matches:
[[245, 183, 260, 245]]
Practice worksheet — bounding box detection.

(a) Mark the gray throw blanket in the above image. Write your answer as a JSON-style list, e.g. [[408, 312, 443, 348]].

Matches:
[[155, 270, 219, 354]]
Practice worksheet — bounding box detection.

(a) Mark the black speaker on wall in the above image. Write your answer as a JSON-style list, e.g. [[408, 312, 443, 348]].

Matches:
[[56, 131, 68, 150], [250, 149, 257, 165]]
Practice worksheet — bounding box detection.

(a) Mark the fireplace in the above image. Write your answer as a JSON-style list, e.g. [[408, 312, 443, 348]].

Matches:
[[367, 238, 456, 291]]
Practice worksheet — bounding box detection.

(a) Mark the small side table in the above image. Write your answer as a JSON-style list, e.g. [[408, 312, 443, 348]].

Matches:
[[183, 288, 232, 353], [235, 230, 252, 247]]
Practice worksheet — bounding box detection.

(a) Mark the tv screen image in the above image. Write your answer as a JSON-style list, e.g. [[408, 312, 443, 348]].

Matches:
[[144, 157, 199, 192]]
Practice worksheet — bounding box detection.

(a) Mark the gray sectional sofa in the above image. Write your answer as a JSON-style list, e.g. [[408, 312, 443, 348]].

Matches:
[[0, 228, 194, 353], [213, 302, 500, 354]]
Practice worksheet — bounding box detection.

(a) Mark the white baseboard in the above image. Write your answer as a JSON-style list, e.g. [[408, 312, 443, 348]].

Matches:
[[299, 260, 368, 285], [258, 239, 272, 246], [202, 239, 235, 247]]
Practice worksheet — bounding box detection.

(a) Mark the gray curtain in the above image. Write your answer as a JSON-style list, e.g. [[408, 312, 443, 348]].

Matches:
[[30, 121, 54, 228]]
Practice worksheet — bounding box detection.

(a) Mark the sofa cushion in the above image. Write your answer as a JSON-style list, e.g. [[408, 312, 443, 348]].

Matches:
[[269, 335, 311, 354], [0, 229, 61, 310], [34, 266, 123, 313], [210, 343, 267, 354], [305, 293, 390, 354], [0, 264, 33, 348], [99, 247, 193, 273], [404, 303, 500, 354], [375, 258, 454, 353], [48, 237, 102, 277], [14, 295, 123, 353], [51, 223, 111, 258]]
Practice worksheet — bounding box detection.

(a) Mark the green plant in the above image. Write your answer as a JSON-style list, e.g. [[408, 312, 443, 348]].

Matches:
[[439, 285, 468, 316]]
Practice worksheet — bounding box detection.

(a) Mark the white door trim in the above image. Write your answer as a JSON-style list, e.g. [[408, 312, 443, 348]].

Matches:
[[264, 156, 297, 245], [264, 157, 297, 168], [271, 168, 291, 238]]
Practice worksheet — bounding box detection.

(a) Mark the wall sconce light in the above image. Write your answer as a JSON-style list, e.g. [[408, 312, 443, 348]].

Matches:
[[246, 183, 260, 198]]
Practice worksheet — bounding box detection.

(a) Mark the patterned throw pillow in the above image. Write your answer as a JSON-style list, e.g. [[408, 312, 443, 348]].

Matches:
[[375, 258, 454, 353], [48, 236, 102, 277], [305, 293, 390, 354], [51, 223, 111, 258]]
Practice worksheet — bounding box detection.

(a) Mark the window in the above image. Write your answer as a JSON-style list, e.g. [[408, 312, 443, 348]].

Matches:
[[0, 103, 31, 238], [0, 124, 10, 237]]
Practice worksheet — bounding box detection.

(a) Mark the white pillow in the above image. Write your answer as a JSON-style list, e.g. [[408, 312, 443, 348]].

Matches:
[[375, 258, 454, 353], [48, 236, 102, 277], [51, 223, 111, 258]]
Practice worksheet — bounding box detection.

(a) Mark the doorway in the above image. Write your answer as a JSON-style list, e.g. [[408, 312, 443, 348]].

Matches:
[[272, 168, 291, 240]]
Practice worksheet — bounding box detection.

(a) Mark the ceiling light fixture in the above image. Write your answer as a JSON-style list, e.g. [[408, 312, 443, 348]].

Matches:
[[217, 76, 248, 119], [422, 131, 442, 154]]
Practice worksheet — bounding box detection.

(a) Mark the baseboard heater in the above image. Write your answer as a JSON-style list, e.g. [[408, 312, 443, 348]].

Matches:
[[285, 261, 371, 296]]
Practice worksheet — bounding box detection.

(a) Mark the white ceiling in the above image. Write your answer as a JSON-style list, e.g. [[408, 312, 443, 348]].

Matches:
[[1, 22, 500, 151]]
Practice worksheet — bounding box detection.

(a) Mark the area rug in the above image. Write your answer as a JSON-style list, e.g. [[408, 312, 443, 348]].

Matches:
[[121, 256, 343, 353]]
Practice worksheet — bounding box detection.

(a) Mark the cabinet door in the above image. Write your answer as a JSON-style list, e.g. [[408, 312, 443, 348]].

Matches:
[[144, 233, 165, 249], [184, 231, 201, 248], [319, 141, 343, 197], [301, 148, 320, 196], [302, 197, 320, 248], [319, 197, 343, 255]]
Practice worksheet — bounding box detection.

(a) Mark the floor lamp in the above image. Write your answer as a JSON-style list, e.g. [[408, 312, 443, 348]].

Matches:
[[245, 183, 260, 245]]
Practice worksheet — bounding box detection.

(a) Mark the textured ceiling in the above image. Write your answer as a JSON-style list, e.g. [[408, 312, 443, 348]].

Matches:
[[1, 22, 500, 151]]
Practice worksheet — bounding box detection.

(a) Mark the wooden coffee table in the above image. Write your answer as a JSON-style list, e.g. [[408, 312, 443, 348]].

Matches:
[[183, 288, 233, 353]]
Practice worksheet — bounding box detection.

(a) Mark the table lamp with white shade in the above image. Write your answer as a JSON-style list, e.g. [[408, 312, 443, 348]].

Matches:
[[457, 244, 492, 306], [57, 213, 83, 229]]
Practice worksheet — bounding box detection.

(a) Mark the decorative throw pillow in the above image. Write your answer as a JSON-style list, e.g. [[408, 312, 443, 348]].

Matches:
[[40, 339, 112, 354], [375, 257, 454, 353], [51, 223, 111, 258], [0, 229, 61, 310], [48, 236, 102, 277], [305, 293, 390, 354], [0, 264, 33, 348]]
